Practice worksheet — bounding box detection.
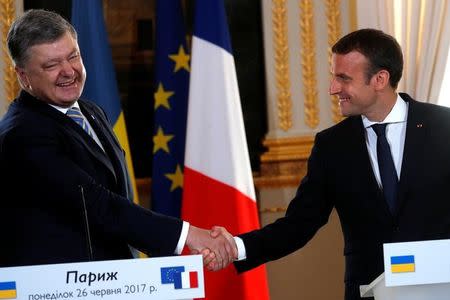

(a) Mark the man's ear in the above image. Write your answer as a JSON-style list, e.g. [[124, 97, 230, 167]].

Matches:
[[373, 70, 390, 90], [15, 66, 29, 88]]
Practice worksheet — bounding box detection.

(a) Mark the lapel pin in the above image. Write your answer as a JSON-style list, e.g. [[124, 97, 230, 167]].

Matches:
[[416, 123, 422, 128]]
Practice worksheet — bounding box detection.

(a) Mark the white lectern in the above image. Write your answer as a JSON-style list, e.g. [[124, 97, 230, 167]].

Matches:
[[0, 255, 204, 300], [360, 239, 450, 299]]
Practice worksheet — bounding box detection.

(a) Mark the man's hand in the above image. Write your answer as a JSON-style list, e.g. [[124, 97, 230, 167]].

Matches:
[[207, 226, 238, 271], [186, 225, 237, 271]]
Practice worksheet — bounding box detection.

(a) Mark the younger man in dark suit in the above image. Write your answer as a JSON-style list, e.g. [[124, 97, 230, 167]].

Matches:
[[211, 29, 450, 299]]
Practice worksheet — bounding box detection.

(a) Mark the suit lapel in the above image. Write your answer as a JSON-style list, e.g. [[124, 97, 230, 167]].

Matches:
[[396, 95, 427, 214], [81, 104, 123, 160], [18, 92, 117, 181], [349, 117, 391, 217], [67, 118, 117, 182], [80, 101, 131, 199]]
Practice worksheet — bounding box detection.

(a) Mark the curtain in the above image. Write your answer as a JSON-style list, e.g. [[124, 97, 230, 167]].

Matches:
[[356, 0, 450, 104]]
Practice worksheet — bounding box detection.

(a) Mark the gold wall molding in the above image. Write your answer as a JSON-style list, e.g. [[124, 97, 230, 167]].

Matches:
[[299, 0, 319, 129], [261, 135, 314, 162], [326, 0, 344, 124], [272, 0, 293, 131], [254, 173, 303, 189], [255, 135, 314, 188], [260, 206, 287, 213], [348, 0, 357, 32], [1, 0, 19, 102]]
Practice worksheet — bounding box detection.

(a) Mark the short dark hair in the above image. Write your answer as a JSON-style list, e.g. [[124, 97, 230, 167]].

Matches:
[[7, 9, 77, 68], [332, 28, 403, 89]]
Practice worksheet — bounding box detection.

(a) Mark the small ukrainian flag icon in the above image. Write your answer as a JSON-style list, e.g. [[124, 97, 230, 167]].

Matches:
[[0, 281, 16, 299], [391, 255, 415, 273]]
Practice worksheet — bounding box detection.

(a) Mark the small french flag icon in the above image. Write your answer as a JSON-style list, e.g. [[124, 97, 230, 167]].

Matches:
[[181, 271, 198, 289]]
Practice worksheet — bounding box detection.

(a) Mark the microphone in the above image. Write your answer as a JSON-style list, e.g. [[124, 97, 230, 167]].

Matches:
[[79, 185, 93, 261]]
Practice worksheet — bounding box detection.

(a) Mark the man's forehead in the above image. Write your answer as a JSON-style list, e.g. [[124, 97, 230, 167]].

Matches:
[[29, 36, 78, 54], [332, 51, 369, 69], [30, 32, 77, 48]]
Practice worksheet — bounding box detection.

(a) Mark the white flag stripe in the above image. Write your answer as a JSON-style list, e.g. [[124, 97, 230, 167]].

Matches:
[[185, 36, 256, 201], [181, 271, 190, 288]]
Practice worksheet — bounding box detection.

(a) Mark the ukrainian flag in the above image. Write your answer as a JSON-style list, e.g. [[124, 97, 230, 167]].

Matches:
[[71, 0, 139, 205], [0, 281, 16, 299], [391, 255, 415, 273]]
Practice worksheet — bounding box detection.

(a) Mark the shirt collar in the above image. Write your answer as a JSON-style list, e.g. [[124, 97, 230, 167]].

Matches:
[[48, 101, 80, 115], [362, 94, 408, 128]]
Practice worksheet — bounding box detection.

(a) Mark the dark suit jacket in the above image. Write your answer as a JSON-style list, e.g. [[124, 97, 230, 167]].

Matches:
[[0, 91, 182, 267], [235, 93, 450, 299]]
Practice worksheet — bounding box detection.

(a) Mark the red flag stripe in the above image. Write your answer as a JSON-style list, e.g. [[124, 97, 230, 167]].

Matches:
[[190, 271, 199, 288], [183, 167, 269, 299], [183, 167, 260, 232]]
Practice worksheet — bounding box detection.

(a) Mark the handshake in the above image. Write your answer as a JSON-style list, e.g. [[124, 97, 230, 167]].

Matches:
[[186, 225, 238, 272]]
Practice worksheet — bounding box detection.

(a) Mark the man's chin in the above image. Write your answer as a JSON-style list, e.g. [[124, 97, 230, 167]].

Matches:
[[339, 109, 351, 117], [58, 93, 82, 105], [51, 97, 79, 108]]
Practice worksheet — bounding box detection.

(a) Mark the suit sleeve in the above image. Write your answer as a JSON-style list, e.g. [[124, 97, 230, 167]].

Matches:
[[3, 124, 182, 257], [235, 132, 334, 272]]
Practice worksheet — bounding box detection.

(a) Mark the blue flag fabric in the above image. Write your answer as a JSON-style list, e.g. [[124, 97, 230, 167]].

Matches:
[[71, 0, 140, 205], [160, 266, 185, 289], [151, 0, 189, 217], [71, 0, 121, 123]]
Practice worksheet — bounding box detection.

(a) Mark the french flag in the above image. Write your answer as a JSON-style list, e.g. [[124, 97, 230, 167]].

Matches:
[[182, 0, 269, 299], [161, 267, 199, 290], [181, 271, 199, 289]]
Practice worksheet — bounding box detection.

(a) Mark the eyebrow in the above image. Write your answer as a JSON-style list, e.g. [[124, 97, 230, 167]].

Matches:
[[332, 72, 352, 80], [43, 50, 79, 64]]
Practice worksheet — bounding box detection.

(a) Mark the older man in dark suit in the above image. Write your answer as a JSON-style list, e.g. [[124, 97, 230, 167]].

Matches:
[[207, 29, 450, 299], [0, 9, 236, 269]]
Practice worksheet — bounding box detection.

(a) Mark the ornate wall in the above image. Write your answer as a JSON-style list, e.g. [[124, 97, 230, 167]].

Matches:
[[255, 0, 356, 298], [0, 0, 21, 116]]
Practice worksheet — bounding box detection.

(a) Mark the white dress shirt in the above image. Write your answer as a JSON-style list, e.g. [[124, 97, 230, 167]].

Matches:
[[49, 102, 104, 151], [362, 94, 408, 187]]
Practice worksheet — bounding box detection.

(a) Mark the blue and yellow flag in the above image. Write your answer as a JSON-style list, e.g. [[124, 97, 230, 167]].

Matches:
[[151, 0, 189, 217], [391, 255, 415, 273], [0, 281, 16, 299], [71, 0, 139, 204]]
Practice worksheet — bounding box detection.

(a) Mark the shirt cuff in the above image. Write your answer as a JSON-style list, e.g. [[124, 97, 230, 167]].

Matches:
[[174, 221, 190, 255], [234, 236, 247, 261]]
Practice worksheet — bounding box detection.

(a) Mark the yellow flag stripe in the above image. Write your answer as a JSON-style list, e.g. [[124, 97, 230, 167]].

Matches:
[[113, 113, 147, 258], [391, 263, 415, 273], [0, 289, 17, 298], [113, 112, 140, 205]]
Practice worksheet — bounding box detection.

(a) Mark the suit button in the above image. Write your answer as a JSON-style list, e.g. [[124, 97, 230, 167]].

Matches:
[[393, 226, 400, 232]]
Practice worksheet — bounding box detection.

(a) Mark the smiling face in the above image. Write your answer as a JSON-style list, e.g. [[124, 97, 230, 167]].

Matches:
[[15, 32, 86, 107], [329, 51, 381, 119]]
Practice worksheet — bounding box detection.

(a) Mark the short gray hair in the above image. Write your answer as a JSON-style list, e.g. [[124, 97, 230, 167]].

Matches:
[[7, 9, 77, 67]]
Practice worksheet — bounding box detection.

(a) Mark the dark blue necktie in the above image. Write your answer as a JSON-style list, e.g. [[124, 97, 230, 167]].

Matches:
[[372, 123, 398, 213], [67, 107, 94, 139]]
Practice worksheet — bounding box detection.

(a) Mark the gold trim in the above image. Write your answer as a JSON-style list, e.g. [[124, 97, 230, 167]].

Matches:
[[299, 0, 319, 129], [272, 0, 292, 131], [261, 135, 314, 162], [348, 0, 357, 32], [260, 206, 288, 213], [1, 0, 19, 102], [326, 0, 344, 124], [254, 174, 301, 188]]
